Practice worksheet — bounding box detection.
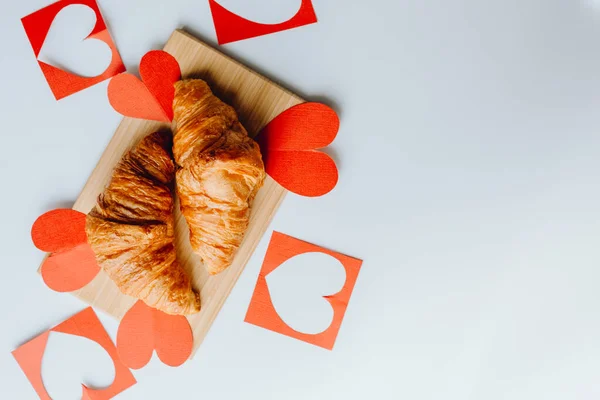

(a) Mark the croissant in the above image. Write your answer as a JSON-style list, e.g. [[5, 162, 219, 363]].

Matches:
[[85, 132, 200, 315], [172, 79, 266, 275]]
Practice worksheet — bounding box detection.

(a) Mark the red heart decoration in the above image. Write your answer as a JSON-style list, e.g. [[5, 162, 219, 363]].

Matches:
[[32, 209, 87, 252], [107, 50, 181, 122], [31, 209, 100, 292], [116, 300, 193, 369], [256, 102, 339, 197], [41, 244, 100, 292]]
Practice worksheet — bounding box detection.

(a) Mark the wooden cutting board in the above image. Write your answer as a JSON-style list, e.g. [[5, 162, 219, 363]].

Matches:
[[65, 29, 301, 354]]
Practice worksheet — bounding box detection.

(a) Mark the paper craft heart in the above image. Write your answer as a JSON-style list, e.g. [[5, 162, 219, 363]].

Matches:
[[38, 4, 112, 77], [266, 252, 346, 334], [116, 301, 193, 369], [42, 332, 115, 399], [31, 209, 100, 292], [107, 50, 181, 122], [256, 102, 339, 197]]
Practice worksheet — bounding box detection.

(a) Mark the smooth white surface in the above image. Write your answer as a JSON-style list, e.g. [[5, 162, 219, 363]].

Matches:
[[1, 0, 600, 398], [38, 4, 112, 77], [42, 332, 115, 399]]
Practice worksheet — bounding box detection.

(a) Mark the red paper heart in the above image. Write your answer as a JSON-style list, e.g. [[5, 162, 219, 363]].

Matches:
[[41, 244, 100, 292], [107, 50, 181, 122], [257, 102, 339, 197], [31, 209, 100, 292], [116, 300, 193, 369]]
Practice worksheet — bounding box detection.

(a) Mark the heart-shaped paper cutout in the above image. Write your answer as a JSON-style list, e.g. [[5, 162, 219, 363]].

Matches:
[[256, 102, 339, 197], [266, 252, 346, 334], [245, 232, 363, 350], [32, 209, 100, 292], [38, 4, 112, 77], [108, 50, 181, 122], [116, 300, 193, 369], [41, 244, 100, 292]]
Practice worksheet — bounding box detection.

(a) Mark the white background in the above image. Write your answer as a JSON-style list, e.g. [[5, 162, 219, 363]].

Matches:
[[1, 0, 600, 398]]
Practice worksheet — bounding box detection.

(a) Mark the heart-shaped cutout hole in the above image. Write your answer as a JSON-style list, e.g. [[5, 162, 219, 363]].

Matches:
[[266, 252, 346, 334], [42, 332, 115, 399], [38, 4, 111, 78], [209, 0, 318, 44], [108, 50, 181, 122], [245, 232, 363, 349], [116, 300, 193, 369], [32, 209, 87, 253], [214, 0, 303, 24]]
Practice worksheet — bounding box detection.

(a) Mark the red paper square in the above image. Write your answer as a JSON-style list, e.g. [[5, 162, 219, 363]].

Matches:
[[209, 0, 318, 44], [12, 308, 136, 399], [21, 0, 125, 100], [245, 231, 362, 350]]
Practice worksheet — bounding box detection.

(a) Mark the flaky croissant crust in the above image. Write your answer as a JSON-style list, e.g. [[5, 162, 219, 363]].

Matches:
[[173, 79, 266, 275], [86, 132, 200, 315]]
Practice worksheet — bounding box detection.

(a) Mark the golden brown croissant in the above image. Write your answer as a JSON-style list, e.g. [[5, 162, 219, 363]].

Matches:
[[172, 79, 266, 275], [85, 132, 200, 315]]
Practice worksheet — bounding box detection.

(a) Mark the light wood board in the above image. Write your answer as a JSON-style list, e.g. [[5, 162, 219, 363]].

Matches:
[[62, 29, 302, 354]]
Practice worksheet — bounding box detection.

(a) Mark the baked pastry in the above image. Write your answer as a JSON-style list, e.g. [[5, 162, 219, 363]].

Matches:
[[172, 79, 266, 275], [85, 132, 200, 315]]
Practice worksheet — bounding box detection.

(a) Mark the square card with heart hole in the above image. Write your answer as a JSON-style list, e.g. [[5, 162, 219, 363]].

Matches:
[[46, 29, 302, 355]]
